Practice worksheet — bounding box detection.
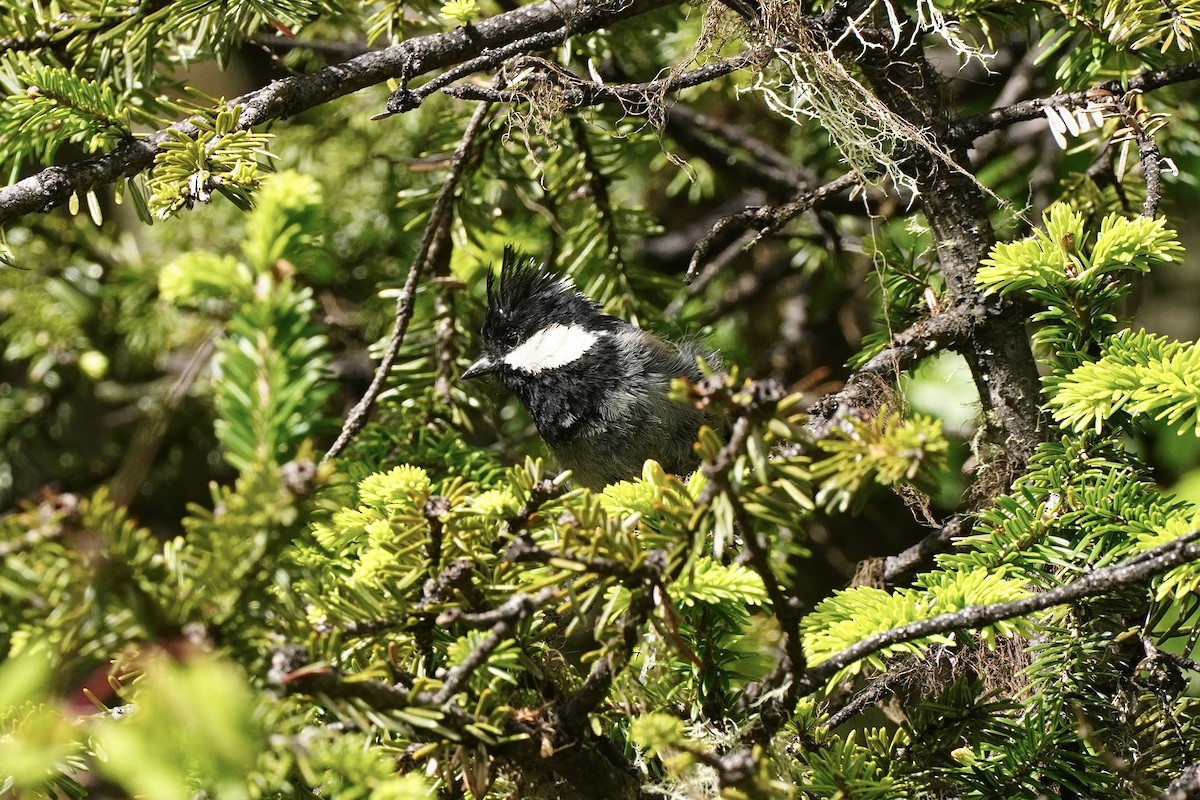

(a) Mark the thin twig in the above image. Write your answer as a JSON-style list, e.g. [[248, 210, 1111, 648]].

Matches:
[[568, 115, 625, 270], [324, 97, 495, 460], [433, 588, 559, 703], [498, 477, 564, 542], [664, 103, 811, 198], [881, 513, 975, 584], [693, 379, 807, 679], [663, 229, 757, 318], [820, 669, 903, 729], [443, 47, 771, 118], [110, 328, 222, 507], [429, 221, 459, 406], [375, 28, 566, 118], [1117, 95, 1165, 218], [669, 104, 810, 184], [686, 171, 861, 281]]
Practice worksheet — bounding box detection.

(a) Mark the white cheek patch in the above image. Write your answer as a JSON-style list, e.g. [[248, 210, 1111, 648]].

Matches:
[[503, 324, 599, 374]]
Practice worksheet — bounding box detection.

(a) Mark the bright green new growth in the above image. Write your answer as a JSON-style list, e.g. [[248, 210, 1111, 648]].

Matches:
[[802, 567, 1032, 679], [978, 204, 1182, 369], [1051, 330, 1200, 435], [813, 408, 949, 512], [440, 0, 479, 24], [147, 103, 275, 219]]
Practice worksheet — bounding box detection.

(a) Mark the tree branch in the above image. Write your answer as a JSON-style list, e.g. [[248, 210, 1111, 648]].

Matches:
[[1117, 93, 1166, 219], [819, 667, 904, 730], [0, 0, 678, 226], [720, 530, 1200, 783], [556, 550, 666, 733], [664, 102, 814, 198], [805, 305, 974, 440], [686, 171, 862, 280], [857, 33, 1045, 470], [1160, 762, 1200, 800], [797, 530, 1200, 694], [443, 46, 771, 118], [280, 664, 649, 799], [433, 587, 559, 703], [952, 62, 1200, 144], [881, 513, 974, 584], [324, 94, 494, 460]]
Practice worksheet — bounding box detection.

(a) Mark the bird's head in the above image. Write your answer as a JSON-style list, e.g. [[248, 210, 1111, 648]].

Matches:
[[462, 248, 617, 384]]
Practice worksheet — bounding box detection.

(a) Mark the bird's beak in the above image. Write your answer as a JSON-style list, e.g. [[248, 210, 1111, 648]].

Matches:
[[462, 356, 496, 380]]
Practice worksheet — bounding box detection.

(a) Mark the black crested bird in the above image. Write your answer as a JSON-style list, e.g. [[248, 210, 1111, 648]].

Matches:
[[462, 248, 721, 490]]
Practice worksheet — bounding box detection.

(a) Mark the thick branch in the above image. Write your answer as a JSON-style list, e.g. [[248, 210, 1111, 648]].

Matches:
[[721, 530, 1200, 779], [1160, 763, 1200, 800], [805, 305, 974, 440], [0, 0, 677, 226], [856, 36, 1045, 469], [795, 530, 1200, 694]]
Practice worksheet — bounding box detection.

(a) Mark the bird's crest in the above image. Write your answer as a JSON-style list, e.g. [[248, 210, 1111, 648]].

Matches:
[[482, 247, 602, 347], [485, 247, 564, 319]]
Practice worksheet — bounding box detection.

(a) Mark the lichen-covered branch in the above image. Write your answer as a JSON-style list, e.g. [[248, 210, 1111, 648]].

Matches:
[[0, 0, 678, 226]]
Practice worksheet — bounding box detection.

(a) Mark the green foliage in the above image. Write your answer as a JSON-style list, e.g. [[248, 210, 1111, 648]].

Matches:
[[158, 170, 336, 471], [212, 279, 334, 471], [1, 0, 341, 85], [92, 656, 266, 800], [147, 103, 275, 219], [1, 489, 165, 667], [793, 730, 903, 799], [813, 408, 949, 512], [673, 557, 769, 607], [5, 0, 1200, 795], [440, 0, 479, 24], [13, 184, 1198, 797], [801, 568, 1031, 680], [158, 252, 255, 308], [1050, 330, 1200, 435], [0, 649, 87, 798], [941, 435, 1193, 582], [853, 228, 942, 369], [1036, 0, 1200, 86], [0, 65, 131, 180], [241, 171, 336, 281], [978, 204, 1182, 369]]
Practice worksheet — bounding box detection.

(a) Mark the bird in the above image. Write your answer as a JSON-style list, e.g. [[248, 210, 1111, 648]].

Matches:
[[462, 248, 722, 490]]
